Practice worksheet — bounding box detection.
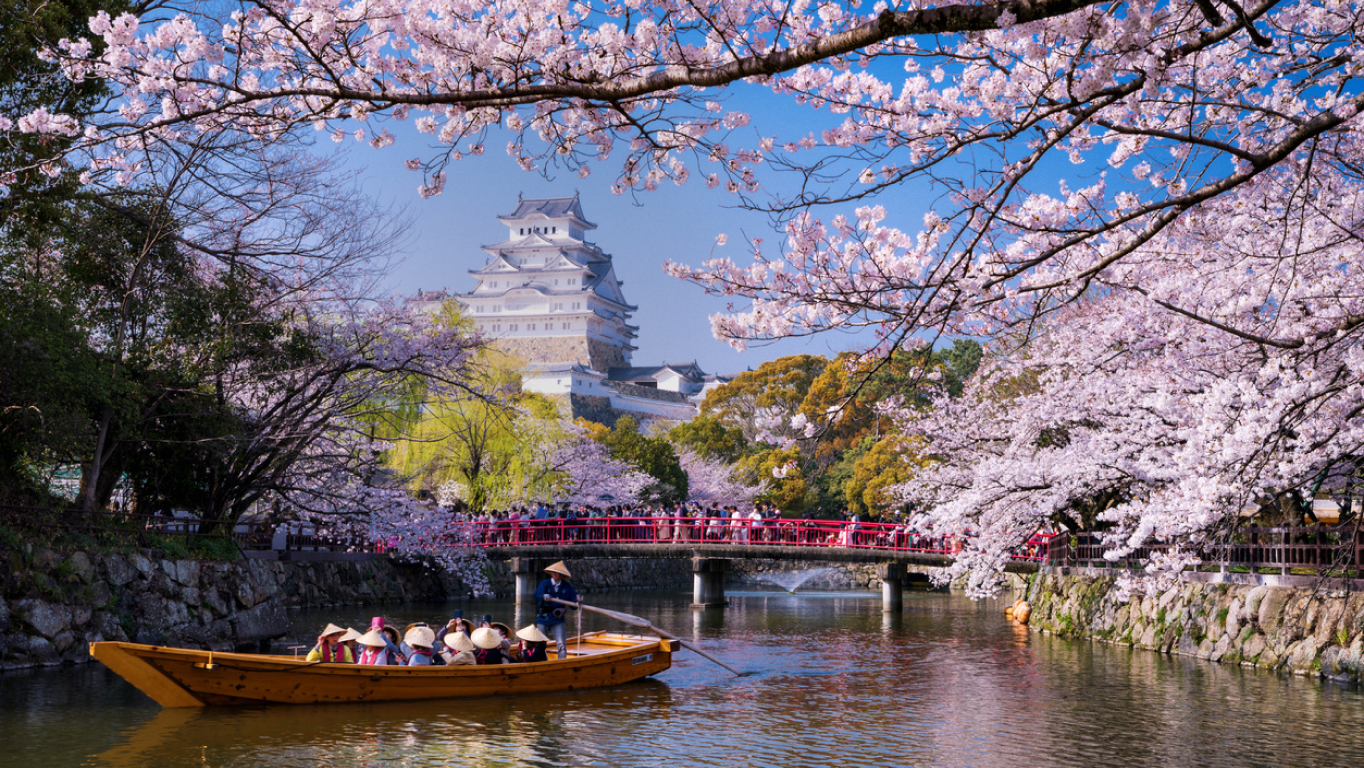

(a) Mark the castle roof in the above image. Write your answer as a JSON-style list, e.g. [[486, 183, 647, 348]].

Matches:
[[498, 194, 595, 229], [607, 360, 708, 384], [469, 251, 597, 277]]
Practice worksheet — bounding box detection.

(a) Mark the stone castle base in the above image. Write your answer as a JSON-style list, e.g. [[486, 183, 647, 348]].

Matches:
[[494, 336, 628, 371]]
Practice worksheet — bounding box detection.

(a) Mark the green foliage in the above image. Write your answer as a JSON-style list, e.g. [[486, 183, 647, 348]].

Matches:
[[599, 416, 687, 505], [701, 354, 827, 442], [0, 0, 132, 239], [735, 447, 805, 514], [188, 536, 242, 561], [843, 434, 927, 516], [668, 414, 748, 463], [384, 340, 566, 510], [0, 282, 106, 500]]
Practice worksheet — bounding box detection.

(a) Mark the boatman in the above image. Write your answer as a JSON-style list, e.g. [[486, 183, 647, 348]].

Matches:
[[533, 561, 579, 659]]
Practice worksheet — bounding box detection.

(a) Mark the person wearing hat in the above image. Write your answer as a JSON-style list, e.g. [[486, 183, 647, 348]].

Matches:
[[471, 627, 511, 665], [490, 621, 514, 654], [340, 627, 363, 660], [368, 617, 407, 664], [405, 626, 438, 665], [357, 628, 401, 665], [306, 623, 356, 663], [516, 625, 551, 663], [533, 561, 579, 659], [441, 631, 477, 665], [434, 610, 469, 652]]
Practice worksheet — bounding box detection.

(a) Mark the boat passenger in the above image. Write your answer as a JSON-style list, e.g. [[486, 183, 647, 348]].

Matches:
[[400, 622, 429, 658], [435, 611, 470, 652], [357, 629, 401, 665], [405, 627, 437, 665], [306, 623, 355, 663], [368, 617, 407, 664], [490, 621, 514, 654], [472, 627, 511, 665], [516, 625, 550, 663], [534, 561, 579, 660], [441, 631, 477, 665], [340, 627, 362, 658]]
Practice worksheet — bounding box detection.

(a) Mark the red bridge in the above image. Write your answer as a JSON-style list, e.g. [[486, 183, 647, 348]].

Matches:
[[417, 516, 1053, 611]]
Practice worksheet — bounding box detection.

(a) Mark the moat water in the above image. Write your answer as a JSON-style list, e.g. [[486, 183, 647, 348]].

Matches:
[[4, 588, 1364, 767]]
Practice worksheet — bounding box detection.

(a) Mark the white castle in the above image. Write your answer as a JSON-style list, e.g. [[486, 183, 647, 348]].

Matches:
[[413, 194, 729, 424]]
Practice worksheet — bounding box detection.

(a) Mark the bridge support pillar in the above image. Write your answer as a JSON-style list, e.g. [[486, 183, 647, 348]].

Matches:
[[511, 558, 554, 605], [692, 558, 729, 608], [878, 562, 905, 613]]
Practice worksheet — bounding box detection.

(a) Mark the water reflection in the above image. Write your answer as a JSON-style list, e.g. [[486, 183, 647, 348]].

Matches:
[[6, 589, 1364, 767]]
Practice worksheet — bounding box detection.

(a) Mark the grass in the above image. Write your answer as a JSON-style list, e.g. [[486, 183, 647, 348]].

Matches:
[[0, 509, 242, 562]]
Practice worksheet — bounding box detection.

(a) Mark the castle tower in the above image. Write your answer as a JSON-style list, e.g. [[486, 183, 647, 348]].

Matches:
[[455, 194, 638, 371]]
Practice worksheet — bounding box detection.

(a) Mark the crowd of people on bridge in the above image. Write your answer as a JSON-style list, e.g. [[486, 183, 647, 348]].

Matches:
[[424, 501, 974, 553], [303, 562, 582, 667]]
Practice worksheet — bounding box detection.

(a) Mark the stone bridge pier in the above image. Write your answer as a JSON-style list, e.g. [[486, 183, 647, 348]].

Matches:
[[878, 562, 905, 613], [692, 557, 729, 608], [511, 557, 556, 605]]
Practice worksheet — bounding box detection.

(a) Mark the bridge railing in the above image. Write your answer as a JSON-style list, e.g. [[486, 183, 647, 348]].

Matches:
[[431, 517, 1057, 560], [1046, 526, 1364, 575]]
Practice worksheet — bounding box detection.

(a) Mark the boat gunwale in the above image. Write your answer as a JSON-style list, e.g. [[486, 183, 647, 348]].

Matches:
[[92, 632, 673, 681]]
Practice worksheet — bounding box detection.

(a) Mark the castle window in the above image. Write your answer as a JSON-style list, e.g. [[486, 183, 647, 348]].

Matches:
[[562, 323, 569, 329], [510, 324, 518, 331], [528, 323, 536, 330]]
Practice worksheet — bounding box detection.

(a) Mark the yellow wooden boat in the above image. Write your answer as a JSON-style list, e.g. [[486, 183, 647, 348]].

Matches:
[[90, 631, 675, 707]]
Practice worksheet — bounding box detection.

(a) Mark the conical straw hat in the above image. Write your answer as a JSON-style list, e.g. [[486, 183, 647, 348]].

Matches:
[[544, 561, 571, 578], [339, 627, 362, 643], [320, 623, 347, 637], [405, 626, 435, 649], [471, 627, 502, 650], [516, 625, 550, 643], [357, 629, 388, 647], [450, 632, 476, 652]]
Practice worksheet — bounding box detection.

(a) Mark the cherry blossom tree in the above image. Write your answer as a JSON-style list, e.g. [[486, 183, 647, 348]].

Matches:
[[896, 173, 1364, 596], [529, 420, 653, 507], [679, 448, 768, 507], [11, 0, 1364, 587]]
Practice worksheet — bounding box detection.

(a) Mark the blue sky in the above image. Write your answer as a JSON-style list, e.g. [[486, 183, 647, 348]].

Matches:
[[344, 129, 901, 375]]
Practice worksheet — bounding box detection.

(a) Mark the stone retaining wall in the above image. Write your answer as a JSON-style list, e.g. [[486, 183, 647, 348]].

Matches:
[[0, 548, 730, 670], [1021, 569, 1364, 683], [0, 545, 467, 670], [0, 546, 916, 671]]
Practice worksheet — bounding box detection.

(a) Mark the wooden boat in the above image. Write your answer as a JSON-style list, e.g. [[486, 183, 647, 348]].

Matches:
[[90, 631, 675, 707]]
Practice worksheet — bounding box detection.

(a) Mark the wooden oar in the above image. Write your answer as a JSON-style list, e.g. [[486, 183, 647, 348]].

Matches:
[[545, 597, 743, 677]]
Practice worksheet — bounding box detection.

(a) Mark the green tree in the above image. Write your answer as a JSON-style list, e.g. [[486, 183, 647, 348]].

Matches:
[[668, 413, 748, 463], [700, 354, 827, 442], [598, 416, 687, 505], [0, 0, 129, 240], [384, 329, 540, 511], [843, 435, 926, 517], [735, 448, 806, 514]]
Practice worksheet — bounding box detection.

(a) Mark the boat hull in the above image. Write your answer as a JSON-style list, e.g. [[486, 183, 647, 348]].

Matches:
[[90, 632, 675, 707]]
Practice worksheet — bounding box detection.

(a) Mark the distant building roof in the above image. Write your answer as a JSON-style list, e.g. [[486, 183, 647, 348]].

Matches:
[[607, 361, 709, 384]]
